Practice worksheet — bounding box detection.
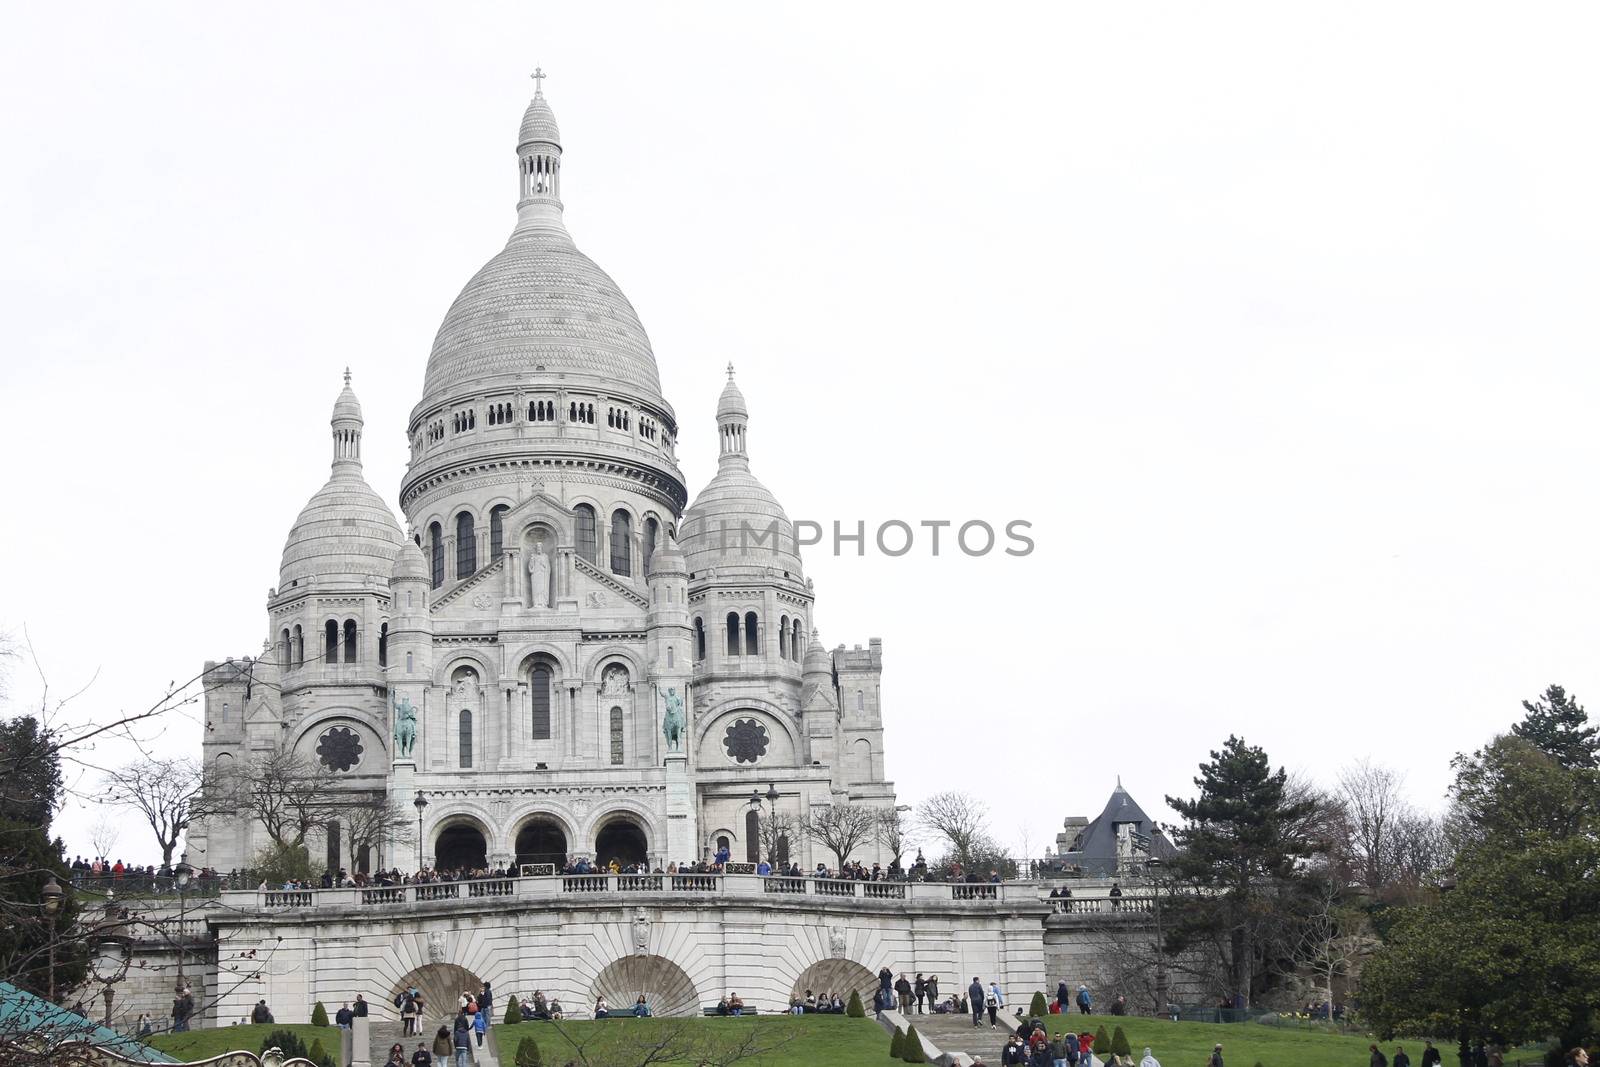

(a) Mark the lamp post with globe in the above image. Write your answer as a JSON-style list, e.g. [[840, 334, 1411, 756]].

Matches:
[[413, 792, 429, 871], [40, 875, 63, 1002]]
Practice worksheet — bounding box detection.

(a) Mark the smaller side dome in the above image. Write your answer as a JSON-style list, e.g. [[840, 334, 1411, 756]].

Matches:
[[332, 367, 362, 422], [519, 91, 561, 148], [392, 537, 429, 583], [802, 629, 832, 675], [716, 365, 748, 419]]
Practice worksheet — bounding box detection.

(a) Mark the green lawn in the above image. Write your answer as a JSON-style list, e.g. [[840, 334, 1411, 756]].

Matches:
[[492, 1015, 897, 1066], [1029, 1013, 1429, 1067], [144, 1023, 342, 1062]]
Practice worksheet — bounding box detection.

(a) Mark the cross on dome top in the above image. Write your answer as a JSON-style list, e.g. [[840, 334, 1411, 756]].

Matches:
[[727, 362, 736, 380], [531, 67, 547, 95]]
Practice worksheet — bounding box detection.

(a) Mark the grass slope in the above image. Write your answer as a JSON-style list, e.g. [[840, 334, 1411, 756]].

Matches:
[[1027, 1013, 1417, 1067], [145, 1023, 343, 1061], [493, 1014, 895, 1066]]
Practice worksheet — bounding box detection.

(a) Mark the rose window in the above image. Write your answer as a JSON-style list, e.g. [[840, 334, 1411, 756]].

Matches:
[[722, 718, 770, 764], [316, 726, 364, 772]]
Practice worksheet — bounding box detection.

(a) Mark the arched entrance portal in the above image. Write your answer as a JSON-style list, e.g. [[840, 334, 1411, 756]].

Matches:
[[790, 958, 877, 1004], [594, 817, 648, 869], [592, 955, 699, 1017], [514, 819, 568, 868], [434, 824, 487, 871], [391, 963, 483, 1025]]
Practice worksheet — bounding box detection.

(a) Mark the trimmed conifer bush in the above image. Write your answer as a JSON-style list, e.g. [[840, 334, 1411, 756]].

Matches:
[[1112, 1025, 1132, 1057], [310, 1001, 329, 1027], [515, 1036, 544, 1067], [901, 1024, 927, 1063], [1094, 1024, 1111, 1052], [845, 989, 866, 1017], [504, 996, 522, 1025], [258, 1030, 310, 1060], [306, 1039, 335, 1067], [889, 1026, 905, 1058], [1029, 991, 1049, 1017]]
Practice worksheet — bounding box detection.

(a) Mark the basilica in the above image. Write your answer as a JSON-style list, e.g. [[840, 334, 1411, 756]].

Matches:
[[189, 79, 897, 878]]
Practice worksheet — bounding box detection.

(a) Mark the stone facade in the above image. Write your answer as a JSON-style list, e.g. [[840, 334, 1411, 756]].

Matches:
[[187, 79, 897, 879]]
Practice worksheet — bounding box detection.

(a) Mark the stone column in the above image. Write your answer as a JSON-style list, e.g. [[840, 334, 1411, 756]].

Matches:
[[505, 547, 522, 608], [444, 535, 457, 582]]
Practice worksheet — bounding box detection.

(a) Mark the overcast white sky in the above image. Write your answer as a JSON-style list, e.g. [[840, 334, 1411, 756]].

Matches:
[[4, 3, 1599, 865]]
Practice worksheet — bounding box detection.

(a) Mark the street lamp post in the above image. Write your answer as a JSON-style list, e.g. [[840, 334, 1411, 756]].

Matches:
[[41, 875, 63, 1003], [1147, 830, 1169, 1019], [174, 857, 194, 984], [413, 792, 429, 871]]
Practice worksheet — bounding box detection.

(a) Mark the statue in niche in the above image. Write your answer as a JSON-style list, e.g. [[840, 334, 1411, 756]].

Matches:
[[452, 669, 477, 697], [393, 694, 417, 758], [601, 665, 630, 696], [662, 687, 685, 752], [829, 925, 847, 959], [632, 908, 651, 955], [527, 540, 551, 609]]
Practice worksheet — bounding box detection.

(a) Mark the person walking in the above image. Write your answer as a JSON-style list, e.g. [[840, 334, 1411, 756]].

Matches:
[[1208, 1043, 1224, 1067], [1076, 984, 1092, 1015], [1057, 979, 1070, 1012], [1394, 1047, 1412, 1067], [1371, 1045, 1390, 1067], [1420, 1042, 1442, 1067], [431, 1026, 452, 1063], [478, 981, 492, 1023], [986, 984, 1001, 1028], [451, 1012, 472, 1067], [410, 1043, 432, 1067], [969, 977, 986, 1028], [472, 1006, 487, 1047], [1139, 1048, 1161, 1067]]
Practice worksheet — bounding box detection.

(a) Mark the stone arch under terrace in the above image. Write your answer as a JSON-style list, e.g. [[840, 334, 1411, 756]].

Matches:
[[591, 954, 701, 1017], [790, 958, 877, 1004]]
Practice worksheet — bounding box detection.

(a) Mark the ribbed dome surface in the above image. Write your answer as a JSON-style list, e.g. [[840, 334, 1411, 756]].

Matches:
[[519, 94, 560, 146], [716, 376, 747, 419], [280, 472, 404, 588], [421, 228, 664, 404], [392, 538, 428, 583], [682, 464, 803, 577]]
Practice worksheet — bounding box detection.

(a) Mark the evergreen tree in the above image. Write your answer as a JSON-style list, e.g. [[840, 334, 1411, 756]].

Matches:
[[901, 1024, 927, 1062], [310, 1001, 329, 1027], [1029, 991, 1049, 1017], [1164, 735, 1318, 1006], [889, 1026, 905, 1058], [514, 1036, 544, 1067], [504, 995, 522, 1025], [845, 989, 865, 1017], [1512, 684, 1600, 771], [1112, 1025, 1132, 1056]]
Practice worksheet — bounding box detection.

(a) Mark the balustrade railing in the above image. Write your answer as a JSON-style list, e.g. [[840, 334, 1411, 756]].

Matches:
[[951, 884, 998, 901], [469, 879, 515, 898], [415, 883, 460, 902], [360, 887, 407, 906], [618, 875, 664, 892], [562, 876, 609, 893], [670, 874, 718, 892], [762, 877, 806, 894]]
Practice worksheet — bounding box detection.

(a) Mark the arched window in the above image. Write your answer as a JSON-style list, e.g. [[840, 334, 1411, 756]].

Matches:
[[694, 618, 706, 661], [609, 707, 624, 765], [530, 664, 552, 740], [856, 690, 865, 711], [666, 646, 674, 668], [745, 809, 761, 864], [280, 629, 291, 668], [429, 522, 444, 589], [456, 512, 476, 578], [293, 625, 304, 667], [574, 504, 597, 563], [324, 620, 338, 664], [610, 510, 632, 576], [458, 710, 473, 769], [343, 619, 358, 663], [405, 651, 414, 673], [791, 619, 803, 662], [726, 613, 741, 656], [490, 505, 509, 562], [745, 612, 759, 657], [643, 518, 659, 574], [378, 623, 388, 668], [779, 616, 789, 659]]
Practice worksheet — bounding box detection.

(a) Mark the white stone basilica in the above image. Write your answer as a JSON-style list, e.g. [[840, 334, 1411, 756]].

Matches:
[[189, 79, 896, 878]]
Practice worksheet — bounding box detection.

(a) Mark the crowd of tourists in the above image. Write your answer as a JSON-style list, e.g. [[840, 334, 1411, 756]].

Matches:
[[68, 856, 226, 892], [378, 984, 492, 1066]]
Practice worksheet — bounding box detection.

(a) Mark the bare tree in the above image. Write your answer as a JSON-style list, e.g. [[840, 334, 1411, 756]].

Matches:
[[1337, 759, 1407, 891], [344, 791, 415, 872], [100, 757, 202, 866], [1289, 875, 1380, 1015], [800, 804, 879, 869], [208, 750, 340, 853], [87, 814, 119, 861], [756, 810, 799, 868], [876, 807, 912, 868], [916, 791, 990, 868]]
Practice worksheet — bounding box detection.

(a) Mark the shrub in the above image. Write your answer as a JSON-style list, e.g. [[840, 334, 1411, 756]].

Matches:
[[889, 1026, 905, 1058], [846, 990, 865, 1018], [306, 1039, 335, 1067], [504, 996, 522, 1026], [1029, 991, 1049, 1017], [1094, 1025, 1111, 1052], [1112, 1025, 1131, 1057], [258, 1030, 310, 1059], [901, 1024, 927, 1063], [514, 1036, 544, 1067], [310, 1001, 329, 1027]]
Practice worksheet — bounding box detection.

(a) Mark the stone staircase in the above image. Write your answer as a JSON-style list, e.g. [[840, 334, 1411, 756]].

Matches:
[[365, 1016, 498, 1067]]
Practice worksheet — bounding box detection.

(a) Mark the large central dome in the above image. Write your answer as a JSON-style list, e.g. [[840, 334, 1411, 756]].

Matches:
[[422, 231, 662, 403], [416, 85, 665, 409]]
